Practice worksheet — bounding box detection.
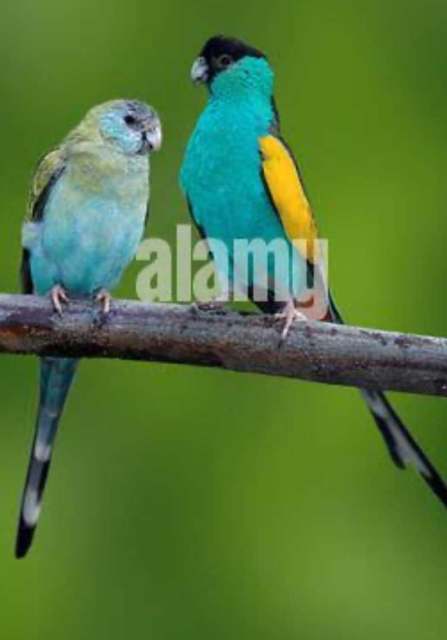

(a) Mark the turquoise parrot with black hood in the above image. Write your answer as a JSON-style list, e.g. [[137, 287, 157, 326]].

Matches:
[[180, 35, 447, 509], [18, 99, 162, 557]]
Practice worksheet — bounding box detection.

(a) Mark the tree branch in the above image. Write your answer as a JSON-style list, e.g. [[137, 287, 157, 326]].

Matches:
[[0, 293, 445, 397]]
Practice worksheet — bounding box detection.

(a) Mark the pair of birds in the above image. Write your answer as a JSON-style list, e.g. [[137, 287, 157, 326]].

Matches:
[[16, 35, 447, 559]]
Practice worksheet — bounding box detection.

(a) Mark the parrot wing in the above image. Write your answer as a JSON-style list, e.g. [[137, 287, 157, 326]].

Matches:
[[21, 149, 66, 293]]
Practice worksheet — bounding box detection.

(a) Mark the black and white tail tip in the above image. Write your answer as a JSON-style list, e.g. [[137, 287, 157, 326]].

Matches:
[[15, 443, 51, 558], [362, 389, 447, 508]]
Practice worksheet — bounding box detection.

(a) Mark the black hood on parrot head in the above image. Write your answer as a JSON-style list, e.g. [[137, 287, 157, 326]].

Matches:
[[191, 35, 267, 86]]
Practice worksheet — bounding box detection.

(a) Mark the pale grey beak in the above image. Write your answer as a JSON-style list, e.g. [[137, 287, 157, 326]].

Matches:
[[191, 56, 209, 84], [143, 115, 162, 153], [146, 118, 162, 152]]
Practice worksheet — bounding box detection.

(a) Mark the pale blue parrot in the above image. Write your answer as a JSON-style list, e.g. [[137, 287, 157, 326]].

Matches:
[[18, 99, 162, 557]]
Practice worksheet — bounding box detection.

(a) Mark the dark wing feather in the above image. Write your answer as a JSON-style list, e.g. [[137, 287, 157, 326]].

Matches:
[[20, 250, 33, 294]]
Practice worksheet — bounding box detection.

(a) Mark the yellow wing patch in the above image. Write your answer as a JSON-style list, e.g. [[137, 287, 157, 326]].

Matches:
[[259, 135, 319, 263]]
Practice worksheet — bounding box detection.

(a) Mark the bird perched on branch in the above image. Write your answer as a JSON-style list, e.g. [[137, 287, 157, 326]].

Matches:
[[18, 99, 162, 557], [180, 35, 447, 508]]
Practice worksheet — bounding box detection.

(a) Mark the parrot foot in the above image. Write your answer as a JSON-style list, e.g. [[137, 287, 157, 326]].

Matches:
[[95, 289, 112, 315], [275, 300, 307, 343], [50, 285, 69, 315]]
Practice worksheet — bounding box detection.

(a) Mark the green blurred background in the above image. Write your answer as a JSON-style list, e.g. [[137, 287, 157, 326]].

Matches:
[[1, 0, 447, 638]]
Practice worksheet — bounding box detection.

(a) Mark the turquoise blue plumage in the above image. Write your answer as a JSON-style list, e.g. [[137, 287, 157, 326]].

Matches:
[[180, 35, 447, 511], [17, 99, 162, 557], [181, 52, 305, 304]]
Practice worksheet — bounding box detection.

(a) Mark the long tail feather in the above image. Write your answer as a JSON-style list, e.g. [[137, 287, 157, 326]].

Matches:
[[16, 357, 78, 558], [361, 388, 447, 505], [327, 293, 447, 507]]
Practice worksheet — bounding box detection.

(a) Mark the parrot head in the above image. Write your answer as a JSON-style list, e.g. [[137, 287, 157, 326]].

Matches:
[[76, 99, 162, 156], [190, 35, 272, 95]]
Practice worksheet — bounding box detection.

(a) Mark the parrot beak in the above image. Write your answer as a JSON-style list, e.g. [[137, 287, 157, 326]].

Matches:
[[141, 114, 162, 153], [191, 57, 209, 85]]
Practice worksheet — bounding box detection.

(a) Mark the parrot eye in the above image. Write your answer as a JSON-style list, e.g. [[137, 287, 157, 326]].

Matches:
[[124, 114, 137, 126], [216, 54, 233, 69]]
